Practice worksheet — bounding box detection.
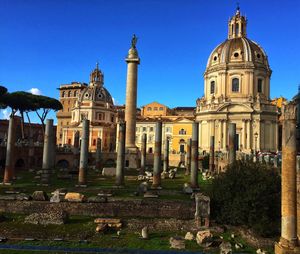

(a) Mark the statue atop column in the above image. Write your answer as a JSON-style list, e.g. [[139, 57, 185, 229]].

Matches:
[[131, 34, 138, 49]]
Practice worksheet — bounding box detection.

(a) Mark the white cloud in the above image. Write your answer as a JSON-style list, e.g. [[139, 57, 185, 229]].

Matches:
[[28, 88, 42, 95], [1, 109, 10, 119]]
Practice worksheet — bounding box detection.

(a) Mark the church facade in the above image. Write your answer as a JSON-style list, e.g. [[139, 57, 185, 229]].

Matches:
[[56, 64, 117, 152], [195, 7, 278, 153]]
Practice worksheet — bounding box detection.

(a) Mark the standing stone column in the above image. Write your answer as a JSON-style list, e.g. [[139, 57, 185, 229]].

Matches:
[[275, 102, 299, 254], [41, 119, 54, 184], [73, 131, 80, 170], [163, 137, 169, 172], [78, 119, 89, 185], [185, 138, 191, 175], [297, 155, 300, 243], [116, 122, 126, 186], [140, 133, 147, 175], [190, 122, 199, 189], [152, 121, 162, 188], [125, 35, 140, 149], [3, 116, 15, 183], [209, 136, 215, 173], [95, 138, 102, 171], [228, 123, 236, 164]]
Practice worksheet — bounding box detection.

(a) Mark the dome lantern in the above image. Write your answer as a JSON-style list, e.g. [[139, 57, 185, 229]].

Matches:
[[228, 6, 247, 39], [89, 62, 104, 87]]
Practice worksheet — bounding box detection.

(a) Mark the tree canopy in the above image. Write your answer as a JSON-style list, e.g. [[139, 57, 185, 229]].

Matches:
[[0, 85, 8, 109], [0, 87, 62, 137], [208, 160, 281, 237]]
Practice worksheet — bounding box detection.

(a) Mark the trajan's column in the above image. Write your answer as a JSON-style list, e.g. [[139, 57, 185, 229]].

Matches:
[[125, 34, 140, 151]]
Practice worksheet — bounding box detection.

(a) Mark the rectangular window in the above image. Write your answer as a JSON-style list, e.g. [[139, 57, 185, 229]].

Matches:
[[257, 79, 263, 93], [142, 127, 146, 132], [147, 107, 152, 111], [232, 78, 239, 92], [159, 107, 163, 111], [210, 81, 215, 94], [154, 107, 158, 111]]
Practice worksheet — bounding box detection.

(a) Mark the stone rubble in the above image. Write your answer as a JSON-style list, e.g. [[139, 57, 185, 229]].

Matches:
[[32, 191, 49, 201], [169, 236, 185, 249]]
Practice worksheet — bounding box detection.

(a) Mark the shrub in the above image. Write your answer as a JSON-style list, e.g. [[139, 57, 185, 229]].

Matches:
[[209, 160, 281, 237]]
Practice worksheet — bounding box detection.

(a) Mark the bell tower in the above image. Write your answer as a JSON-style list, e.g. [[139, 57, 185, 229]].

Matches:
[[228, 5, 247, 39]]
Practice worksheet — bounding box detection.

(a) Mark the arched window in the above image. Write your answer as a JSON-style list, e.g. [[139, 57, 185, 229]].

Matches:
[[232, 78, 239, 92], [235, 23, 239, 35], [68, 91, 71, 97], [179, 129, 186, 135], [210, 81, 215, 94], [62, 91, 65, 97]]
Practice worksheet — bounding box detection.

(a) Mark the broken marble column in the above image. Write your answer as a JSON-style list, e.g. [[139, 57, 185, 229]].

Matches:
[[185, 138, 191, 175], [73, 131, 80, 170], [194, 193, 210, 228], [228, 123, 236, 165], [152, 121, 162, 188], [3, 115, 15, 183], [163, 137, 169, 173], [190, 122, 199, 189], [209, 136, 215, 173], [275, 102, 299, 254], [41, 119, 54, 184], [95, 138, 102, 171], [116, 122, 126, 186], [78, 119, 89, 185], [140, 133, 147, 175]]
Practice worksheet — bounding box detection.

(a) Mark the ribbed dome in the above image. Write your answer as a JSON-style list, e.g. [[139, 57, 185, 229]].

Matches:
[[79, 86, 114, 105], [206, 37, 270, 70]]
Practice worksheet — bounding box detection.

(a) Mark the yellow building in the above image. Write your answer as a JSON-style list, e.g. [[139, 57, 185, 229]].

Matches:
[[136, 102, 194, 153], [56, 64, 117, 152]]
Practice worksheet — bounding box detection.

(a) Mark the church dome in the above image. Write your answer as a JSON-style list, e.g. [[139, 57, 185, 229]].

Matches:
[[206, 37, 270, 70], [206, 7, 271, 74], [79, 86, 114, 105], [78, 63, 114, 105]]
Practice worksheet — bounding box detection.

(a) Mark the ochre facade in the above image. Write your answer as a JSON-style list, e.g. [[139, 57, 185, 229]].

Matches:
[[136, 102, 194, 154], [56, 64, 116, 152]]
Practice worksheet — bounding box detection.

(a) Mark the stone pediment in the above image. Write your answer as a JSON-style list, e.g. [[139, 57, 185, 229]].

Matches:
[[174, 117, 194, 123], [216, 103, 253, 113]]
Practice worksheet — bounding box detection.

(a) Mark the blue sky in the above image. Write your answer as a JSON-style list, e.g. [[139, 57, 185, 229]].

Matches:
[[1, 0, 300, 122]]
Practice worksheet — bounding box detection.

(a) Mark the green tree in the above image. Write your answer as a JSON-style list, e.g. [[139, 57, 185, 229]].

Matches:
[[0, 85, 8, 108], [33, 95, 62, 133], [1, 91, 38, 138], [209, 160, 281, 237]]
